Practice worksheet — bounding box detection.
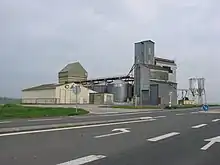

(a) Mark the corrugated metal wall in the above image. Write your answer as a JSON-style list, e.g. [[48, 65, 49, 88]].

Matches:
[[22, 89, 56, 104], [150, 81, 177, 105]]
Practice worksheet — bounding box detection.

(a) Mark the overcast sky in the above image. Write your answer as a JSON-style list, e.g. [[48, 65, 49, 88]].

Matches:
[[0, 0, 219, 102]]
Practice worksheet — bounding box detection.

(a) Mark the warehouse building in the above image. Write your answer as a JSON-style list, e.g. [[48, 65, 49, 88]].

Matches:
[[22, 62, 98, 104], [22, 82, 97, 104]]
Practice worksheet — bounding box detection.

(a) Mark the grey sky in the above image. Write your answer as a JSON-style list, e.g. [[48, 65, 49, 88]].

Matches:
[[0, 0, 219, 102]]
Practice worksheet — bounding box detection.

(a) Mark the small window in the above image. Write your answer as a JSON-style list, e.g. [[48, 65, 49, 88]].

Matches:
[[148, 48, 151, 55]]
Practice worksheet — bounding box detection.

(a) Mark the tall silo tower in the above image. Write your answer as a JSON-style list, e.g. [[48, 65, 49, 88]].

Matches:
[[134, 40, 155, 105]]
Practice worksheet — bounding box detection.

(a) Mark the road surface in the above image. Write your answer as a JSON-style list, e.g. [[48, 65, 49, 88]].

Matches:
[[0, 108, 220, 165]]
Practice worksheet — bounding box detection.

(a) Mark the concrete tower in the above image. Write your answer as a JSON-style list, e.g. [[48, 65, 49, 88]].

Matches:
[[134, 40, 155, 105]]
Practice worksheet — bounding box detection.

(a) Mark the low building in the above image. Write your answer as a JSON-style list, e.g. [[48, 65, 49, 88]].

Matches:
[[89, 93, 114, 105], [22, 82, 96, 104]]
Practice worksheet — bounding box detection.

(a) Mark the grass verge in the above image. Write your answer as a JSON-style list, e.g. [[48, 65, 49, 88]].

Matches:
[[0, 104, 88, 120]]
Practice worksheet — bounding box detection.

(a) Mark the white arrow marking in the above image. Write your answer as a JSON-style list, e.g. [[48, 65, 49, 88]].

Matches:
[[94, 128, 130, 138], [201, 136, 220, 150], [212, 119, 220, 122]]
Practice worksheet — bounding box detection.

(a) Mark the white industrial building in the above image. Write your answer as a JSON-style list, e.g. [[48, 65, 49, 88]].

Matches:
[[22, 62, 100, 104], [22, 82, 97, 104]]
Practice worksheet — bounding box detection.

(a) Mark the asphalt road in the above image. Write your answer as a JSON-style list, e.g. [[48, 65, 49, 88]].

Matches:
[[0, 108, 220, 165], [0, 107, 205, 129]]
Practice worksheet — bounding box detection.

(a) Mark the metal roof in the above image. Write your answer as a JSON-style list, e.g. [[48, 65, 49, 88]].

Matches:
[[135, 40, 155, 44], [155, 57, 176, 64], [22, 83, 59, 91], [59, 62, 87, 74]]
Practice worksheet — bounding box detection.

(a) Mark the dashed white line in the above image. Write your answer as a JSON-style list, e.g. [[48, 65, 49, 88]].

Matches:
[[0, 121, 11, 124], [154, 116, 166, 119], [191, 124, 207, 129], [28, 118, 62, 122], [176, 113, 184, 116], [57, 155, 106, 165], [191, 111, 199, 114], [140, 117, 153, 120], [212, 119, 220, 122], [147, 132, 180, 142]]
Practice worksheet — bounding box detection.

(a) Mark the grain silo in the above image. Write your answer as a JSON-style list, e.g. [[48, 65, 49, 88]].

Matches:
[[108, 80, 128, 103], [58, 62, 88, 84]]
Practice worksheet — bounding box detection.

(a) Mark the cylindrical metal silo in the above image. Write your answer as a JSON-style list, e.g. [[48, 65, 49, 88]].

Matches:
[[111, 80, 127, 102]]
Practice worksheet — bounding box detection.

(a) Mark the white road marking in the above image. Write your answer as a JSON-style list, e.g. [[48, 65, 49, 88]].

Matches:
[[140, 117, 153, 120], [201, 141, 215, 150], [0, 118, 156, 137], [94, 128, 130, 138], [191, 124, 207, 129], [148, 132, 180, 142], [28, 118, 62, 122], [176, 113, 184, 116], [154, 116, 166, 119], [0, 121, 11, 124], [57, 155, 106, 165], [94, 111, 152, 116], [70, 111, 152, 118], [201, 136, 220, 151], [212, 119, 220, 122], [191, 111, 199, 114]]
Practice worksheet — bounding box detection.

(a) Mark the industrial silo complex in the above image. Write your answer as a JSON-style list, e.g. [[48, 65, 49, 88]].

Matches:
[[22, 40, 177, 106]]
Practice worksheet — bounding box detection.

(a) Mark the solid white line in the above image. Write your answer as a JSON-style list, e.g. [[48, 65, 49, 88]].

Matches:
[[191, 124, 207, 129], [0, 118, 156, 137], [201, 141, 215, 150], [148, 132, 180, 142], [94, 111, 152, 116], [154, 116, 166, 119], [176, 113, 184, 116], [28, 118, 62, 122], [57, 155, 106, 165], [0, 121, 11, 124], [212, 119, 220, 122]]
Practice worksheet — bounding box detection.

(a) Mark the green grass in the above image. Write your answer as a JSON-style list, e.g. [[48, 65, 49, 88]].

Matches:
[[110, 105, 160, 109], [0, 104, 88, 120]]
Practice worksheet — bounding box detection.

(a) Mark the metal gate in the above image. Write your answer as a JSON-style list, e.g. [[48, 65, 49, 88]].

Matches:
[[150, 84, 159, 105]]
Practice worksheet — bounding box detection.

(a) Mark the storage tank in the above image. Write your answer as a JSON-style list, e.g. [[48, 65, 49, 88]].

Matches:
[[90, 82, 108, 93], [109, 80, 128, 102]]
